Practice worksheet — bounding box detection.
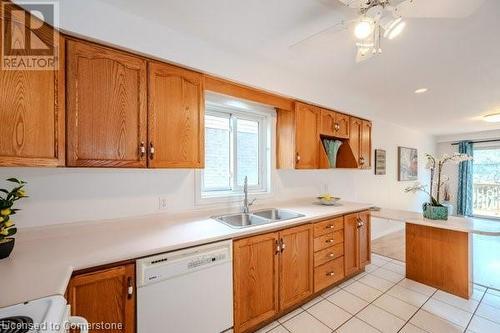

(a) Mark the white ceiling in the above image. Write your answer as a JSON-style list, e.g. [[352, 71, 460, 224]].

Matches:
[[97, 0, 500, 135]]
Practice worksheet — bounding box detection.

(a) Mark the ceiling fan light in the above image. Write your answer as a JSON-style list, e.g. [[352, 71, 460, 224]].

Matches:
[[484, 113, 500, 123], [354, 19, 373, 40], [387, 21, 406, 40]]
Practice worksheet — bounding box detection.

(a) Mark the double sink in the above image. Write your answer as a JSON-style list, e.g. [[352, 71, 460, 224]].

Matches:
[[213, 208, 305, 228]]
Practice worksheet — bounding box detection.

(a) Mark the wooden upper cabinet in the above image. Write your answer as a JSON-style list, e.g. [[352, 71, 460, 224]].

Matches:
[[320, 109, 336, 137], [0, 16, 65, 166], [348, 117, 371, 169], [234, 232, 280, 333], [358, 211, 371, 267], [335, 113, 350, 139], [360, 120, 372, 168], [344, 213, 359, 276], [68, 264, 135, 333], [349, 117, 362, 168], [295, 102, 320, 169], [320, 110, 349, 139], [148, 62, 204, 168], [66, 39, 148, 167], [279, 224, 313, 311]]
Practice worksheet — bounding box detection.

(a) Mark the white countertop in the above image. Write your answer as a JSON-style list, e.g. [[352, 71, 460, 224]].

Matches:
[[0, 199, 373, 308], [372, 208, 500, 235]]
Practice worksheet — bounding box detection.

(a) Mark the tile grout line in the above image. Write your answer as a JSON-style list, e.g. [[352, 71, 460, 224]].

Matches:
[[463, 287, 488, 332], [396, 288, 438, 333], [332, 276, 407, 333]]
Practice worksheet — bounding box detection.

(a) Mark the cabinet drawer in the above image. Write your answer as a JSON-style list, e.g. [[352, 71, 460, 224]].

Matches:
[[314, 257, 345, 292], [314, 217, 343, 237], [313, 230, 344, 252], [314, 243, 344, 267]]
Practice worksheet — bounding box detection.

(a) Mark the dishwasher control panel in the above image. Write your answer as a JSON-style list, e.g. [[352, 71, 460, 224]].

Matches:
[[136, 240, 232, 287]]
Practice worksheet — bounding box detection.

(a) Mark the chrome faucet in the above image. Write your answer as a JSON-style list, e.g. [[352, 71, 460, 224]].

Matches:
[[242, 176, 256, 214]]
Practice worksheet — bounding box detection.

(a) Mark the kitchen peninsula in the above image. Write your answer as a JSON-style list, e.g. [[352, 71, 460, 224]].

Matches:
[[373, 208, 500, 299]]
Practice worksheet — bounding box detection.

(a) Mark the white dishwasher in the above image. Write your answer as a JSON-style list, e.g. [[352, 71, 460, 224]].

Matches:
[[136, 240, 233, 333]]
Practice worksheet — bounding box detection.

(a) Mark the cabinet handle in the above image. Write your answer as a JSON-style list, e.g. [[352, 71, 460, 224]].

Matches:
[[127, 277, 134, 299], [359, 156, 365, 165], [275, 240, 280, 255], [325, 239, 334, 243], [326, 225, 334, 229], [296, 153, 301, 162], [149, 142, 155, 160], [326, 271, 335, 277], [334, 123, 340, 131], [139, 142, 146, 158], [329, 253, 335, 257], [280, 238, 285, 253]]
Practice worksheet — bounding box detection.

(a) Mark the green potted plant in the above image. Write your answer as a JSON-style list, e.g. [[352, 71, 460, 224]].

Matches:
[[405, 153, 472, 220], [0, 178, 28, 259]]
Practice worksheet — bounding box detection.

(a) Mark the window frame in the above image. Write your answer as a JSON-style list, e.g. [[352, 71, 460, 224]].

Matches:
[[471, 143, 500, 220], [198, 102, 271, 201]]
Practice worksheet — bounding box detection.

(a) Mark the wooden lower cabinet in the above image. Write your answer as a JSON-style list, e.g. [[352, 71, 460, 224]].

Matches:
[[314, 257, 344, 292], [233, 225, 313, 333], [233, 232, 280, 333], [279, 224, 313, 310], [67, 264, 135, 333], [344, 211, 371, 276]]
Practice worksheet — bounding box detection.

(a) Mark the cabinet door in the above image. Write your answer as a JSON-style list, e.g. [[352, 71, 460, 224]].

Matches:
[[295, 103, 319, 169], [66, 39, 147, 167], [320, 109, 336, 137], [148, 62, 204, 168], [349, 117, 362, 168], [344, 213, 359, 276], [358, 211, 371, 267], [279, 224, 313, 311], [68, 264, 135, 333], [360, 120, 372, 168], [234, 232, 280, 333], [335, 113, 350, 139], [0, 16, 64, 166]]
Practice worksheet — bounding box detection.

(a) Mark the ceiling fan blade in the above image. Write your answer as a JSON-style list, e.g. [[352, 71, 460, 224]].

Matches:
[[289, 20, 354, 48], [336, 0, 371, 9], [393, 0, 486, 18]]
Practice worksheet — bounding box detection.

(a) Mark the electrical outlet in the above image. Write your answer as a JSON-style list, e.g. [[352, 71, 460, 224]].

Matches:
[[158, 197, 168, 210]]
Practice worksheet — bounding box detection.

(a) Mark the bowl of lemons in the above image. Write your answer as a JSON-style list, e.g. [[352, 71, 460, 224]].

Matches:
[[316, 194, 341, 206]]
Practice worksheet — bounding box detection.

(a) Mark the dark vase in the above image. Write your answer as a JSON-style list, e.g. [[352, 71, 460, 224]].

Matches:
[[0, 238, 15, 259]]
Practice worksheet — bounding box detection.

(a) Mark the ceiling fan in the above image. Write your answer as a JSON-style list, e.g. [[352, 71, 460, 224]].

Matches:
[[291, 0, 486, 63]]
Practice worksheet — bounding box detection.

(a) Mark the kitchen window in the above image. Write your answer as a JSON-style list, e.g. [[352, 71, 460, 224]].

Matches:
[[200, 97, 272, 200], [473, 144, 500, 218]]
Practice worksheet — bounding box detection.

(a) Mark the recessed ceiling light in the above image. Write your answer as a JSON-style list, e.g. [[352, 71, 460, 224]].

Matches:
[[484, 113, 500, 123], [414, 88, 428, 94]]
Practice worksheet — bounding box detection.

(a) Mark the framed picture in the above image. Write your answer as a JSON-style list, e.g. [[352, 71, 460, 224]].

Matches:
[[375, 149, 386, 175], [398, 147, 418, 181]]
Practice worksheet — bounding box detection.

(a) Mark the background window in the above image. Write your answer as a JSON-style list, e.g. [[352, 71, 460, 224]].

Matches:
[[202, 107, 269, 196], [473, 147, 500, 218]]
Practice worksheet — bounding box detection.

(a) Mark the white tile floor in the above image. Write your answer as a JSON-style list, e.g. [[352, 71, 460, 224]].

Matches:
[[254, 253, 500, 333]]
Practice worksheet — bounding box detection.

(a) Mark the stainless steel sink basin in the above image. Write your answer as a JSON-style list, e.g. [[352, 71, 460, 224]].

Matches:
[[212, 209, 305, 228], [252, 209, 305, 221], [213, 213, 270, 228]]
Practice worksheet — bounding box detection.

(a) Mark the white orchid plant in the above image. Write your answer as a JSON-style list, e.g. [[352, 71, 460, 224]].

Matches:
[[405, 153, 472, 207]]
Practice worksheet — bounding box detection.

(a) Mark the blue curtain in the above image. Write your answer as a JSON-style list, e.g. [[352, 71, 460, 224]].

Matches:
[[457, 141, 474, 216]]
